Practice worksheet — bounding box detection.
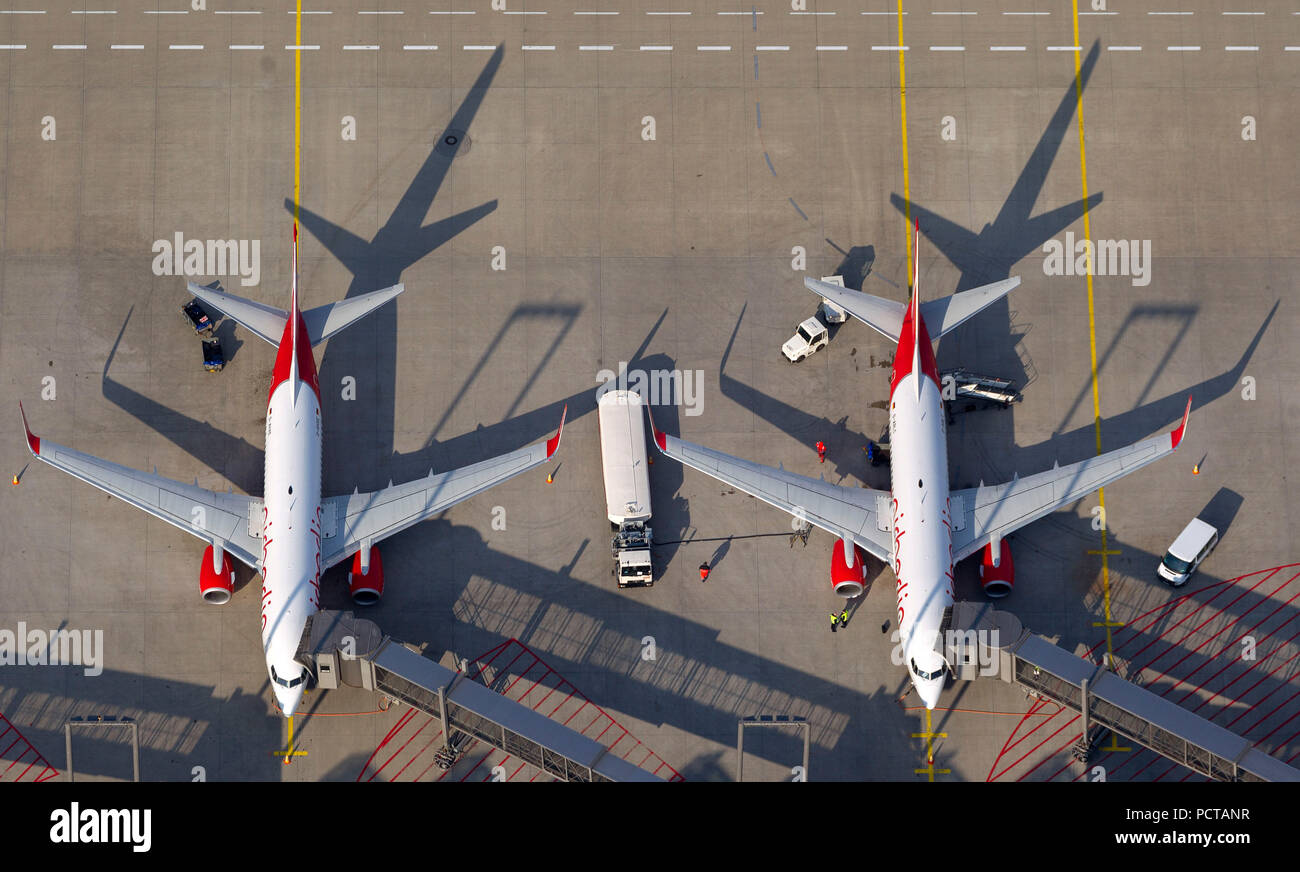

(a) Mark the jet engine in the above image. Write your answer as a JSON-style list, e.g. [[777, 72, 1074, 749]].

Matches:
[[979, 538, 1014, 598], [830, 539, 869, 598], [199, 545, 235, 604], [348, 546, 384, 605]]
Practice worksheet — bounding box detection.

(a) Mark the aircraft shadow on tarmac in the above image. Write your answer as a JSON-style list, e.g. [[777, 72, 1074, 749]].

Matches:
[[7, 482, 1290, 782], [714, 299, 1275, 486]]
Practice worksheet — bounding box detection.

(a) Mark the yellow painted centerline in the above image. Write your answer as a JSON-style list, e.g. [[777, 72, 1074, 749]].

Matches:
[[896, 0, 913, 278], [1070, 1, 1125, 665]]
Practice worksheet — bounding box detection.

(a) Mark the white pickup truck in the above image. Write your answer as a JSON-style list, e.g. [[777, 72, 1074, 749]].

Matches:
[[781, 276, 848, 362]]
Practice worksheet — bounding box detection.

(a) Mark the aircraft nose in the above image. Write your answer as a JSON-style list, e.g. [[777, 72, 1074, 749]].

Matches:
[[275, 684, 305, 718], [916, 678, 943, 710]]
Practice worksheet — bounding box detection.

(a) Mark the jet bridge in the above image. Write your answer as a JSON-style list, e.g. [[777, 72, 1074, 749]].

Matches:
[[943, 603, 1300, 783], [295, 611, 662, 783]]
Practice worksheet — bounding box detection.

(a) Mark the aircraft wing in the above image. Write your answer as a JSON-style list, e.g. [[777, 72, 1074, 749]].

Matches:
[[320, 408, 565, 570], [18, 404, 263, 569], [648, 415, 893, 564], [950, 398, 1191, 563]]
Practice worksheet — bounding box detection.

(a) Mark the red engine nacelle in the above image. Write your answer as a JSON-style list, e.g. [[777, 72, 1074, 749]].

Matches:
[[979, 539, 1014, 598], [830, 539, 869, 598], [349, 547, 384, 605], [199, 545, 235, 605]]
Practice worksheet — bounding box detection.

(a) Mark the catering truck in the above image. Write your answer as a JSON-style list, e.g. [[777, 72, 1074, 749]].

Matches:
[[598, 390, 654, 587]]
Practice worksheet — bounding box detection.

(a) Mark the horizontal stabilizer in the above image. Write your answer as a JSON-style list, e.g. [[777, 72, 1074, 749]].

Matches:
[[301, 284, 404, 346], [187, 282, 287, 346], [802, 275, 1022, 342], [920, 277, 1021, 337], [804, 277, 905, 341], [188, 281, 405, 347]]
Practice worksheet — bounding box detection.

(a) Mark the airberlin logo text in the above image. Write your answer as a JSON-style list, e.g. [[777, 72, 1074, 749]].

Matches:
[[50, 804, 151, 853], [1042, 233, 1152, 287], [152, 233, 261, 287], [0, 622, 103, 676]]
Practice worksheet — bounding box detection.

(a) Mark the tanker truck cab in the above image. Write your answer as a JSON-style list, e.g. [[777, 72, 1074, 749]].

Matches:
[[1156, 518, 1218, 587]]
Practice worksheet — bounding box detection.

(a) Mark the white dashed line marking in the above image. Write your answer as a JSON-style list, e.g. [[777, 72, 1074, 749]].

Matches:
[[791, 10, 834, 14], [291, 9, 331, 13], [402, 45, 438, 50], [578, 44, 614, 50], [1225, 45, 1259, 51], [697, 45, 732, 51], [648, 10, 690, 14], [990, 45, 1026, 51], [358, 9, 402, 13], [343, 45, 379, 50], [463, 45, 496, 50], [0, 10, 45, 13], [718, 10, 761, 14], [575, 10, 618, 14], [1286, 46, 1300, 51], [169, 44, 203, 50], [1108, 45, 1142, 51], [1078, 10, 1117, 14], [53, 44, 87, 49], [143, 9, 187, 13], [871, 45, 908, 50], [503, 9, 545, 13], [861, 11, 904, 14], [1222, 10, 1263, 14], [1148, 10, 1192, 14], [932, 10, 975, 14], [815, 45, 847, 51], [640, 45, 672, 51], [70, 9, 113, 13], [1168, 45, 1201, 51], [1003, 10, 1048, 14], [755, 45, 789, 51], [286, 44, 320, 50], [110, 44, 144, 49], [429, 9, 474, 13], [215, 10, 261, 14], [929, 45, 965, 51], [0, 43, 27, 48], [230, 44, 264, 50], [522, 45, 556, 50], [1047, 46, 1081, 51]]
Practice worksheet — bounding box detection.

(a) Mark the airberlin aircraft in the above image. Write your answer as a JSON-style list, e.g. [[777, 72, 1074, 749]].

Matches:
[[20, 228, 565, 716], [649, 224, 1190, 709]]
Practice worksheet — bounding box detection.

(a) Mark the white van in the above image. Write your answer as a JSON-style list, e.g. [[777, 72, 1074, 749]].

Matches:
[[1156, 518, 1219, 587]]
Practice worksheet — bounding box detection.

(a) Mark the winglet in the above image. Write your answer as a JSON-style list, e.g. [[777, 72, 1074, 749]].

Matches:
[[644, 401, 668, 452], [17, 402, 39, 456], [1170, 396, 1192, 451], [546, 405, 568, 459]]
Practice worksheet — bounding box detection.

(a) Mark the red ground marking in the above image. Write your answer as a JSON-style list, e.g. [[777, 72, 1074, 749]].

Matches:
[[0, 713, 60, 783], [358, 638, 685, 782], [989, 564, 1300, 781]]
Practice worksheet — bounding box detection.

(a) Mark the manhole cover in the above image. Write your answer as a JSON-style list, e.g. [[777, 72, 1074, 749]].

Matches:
[[435, 128, 471, 157]]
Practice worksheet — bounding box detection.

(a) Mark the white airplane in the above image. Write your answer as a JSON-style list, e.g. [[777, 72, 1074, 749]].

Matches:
[[19, 227, 565, 717], [648, 225, 1190, 709]]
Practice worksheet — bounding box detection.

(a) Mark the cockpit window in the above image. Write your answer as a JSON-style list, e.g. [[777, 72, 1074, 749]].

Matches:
[[910, 658, 945, 682], [271, 665, 308, 688]]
